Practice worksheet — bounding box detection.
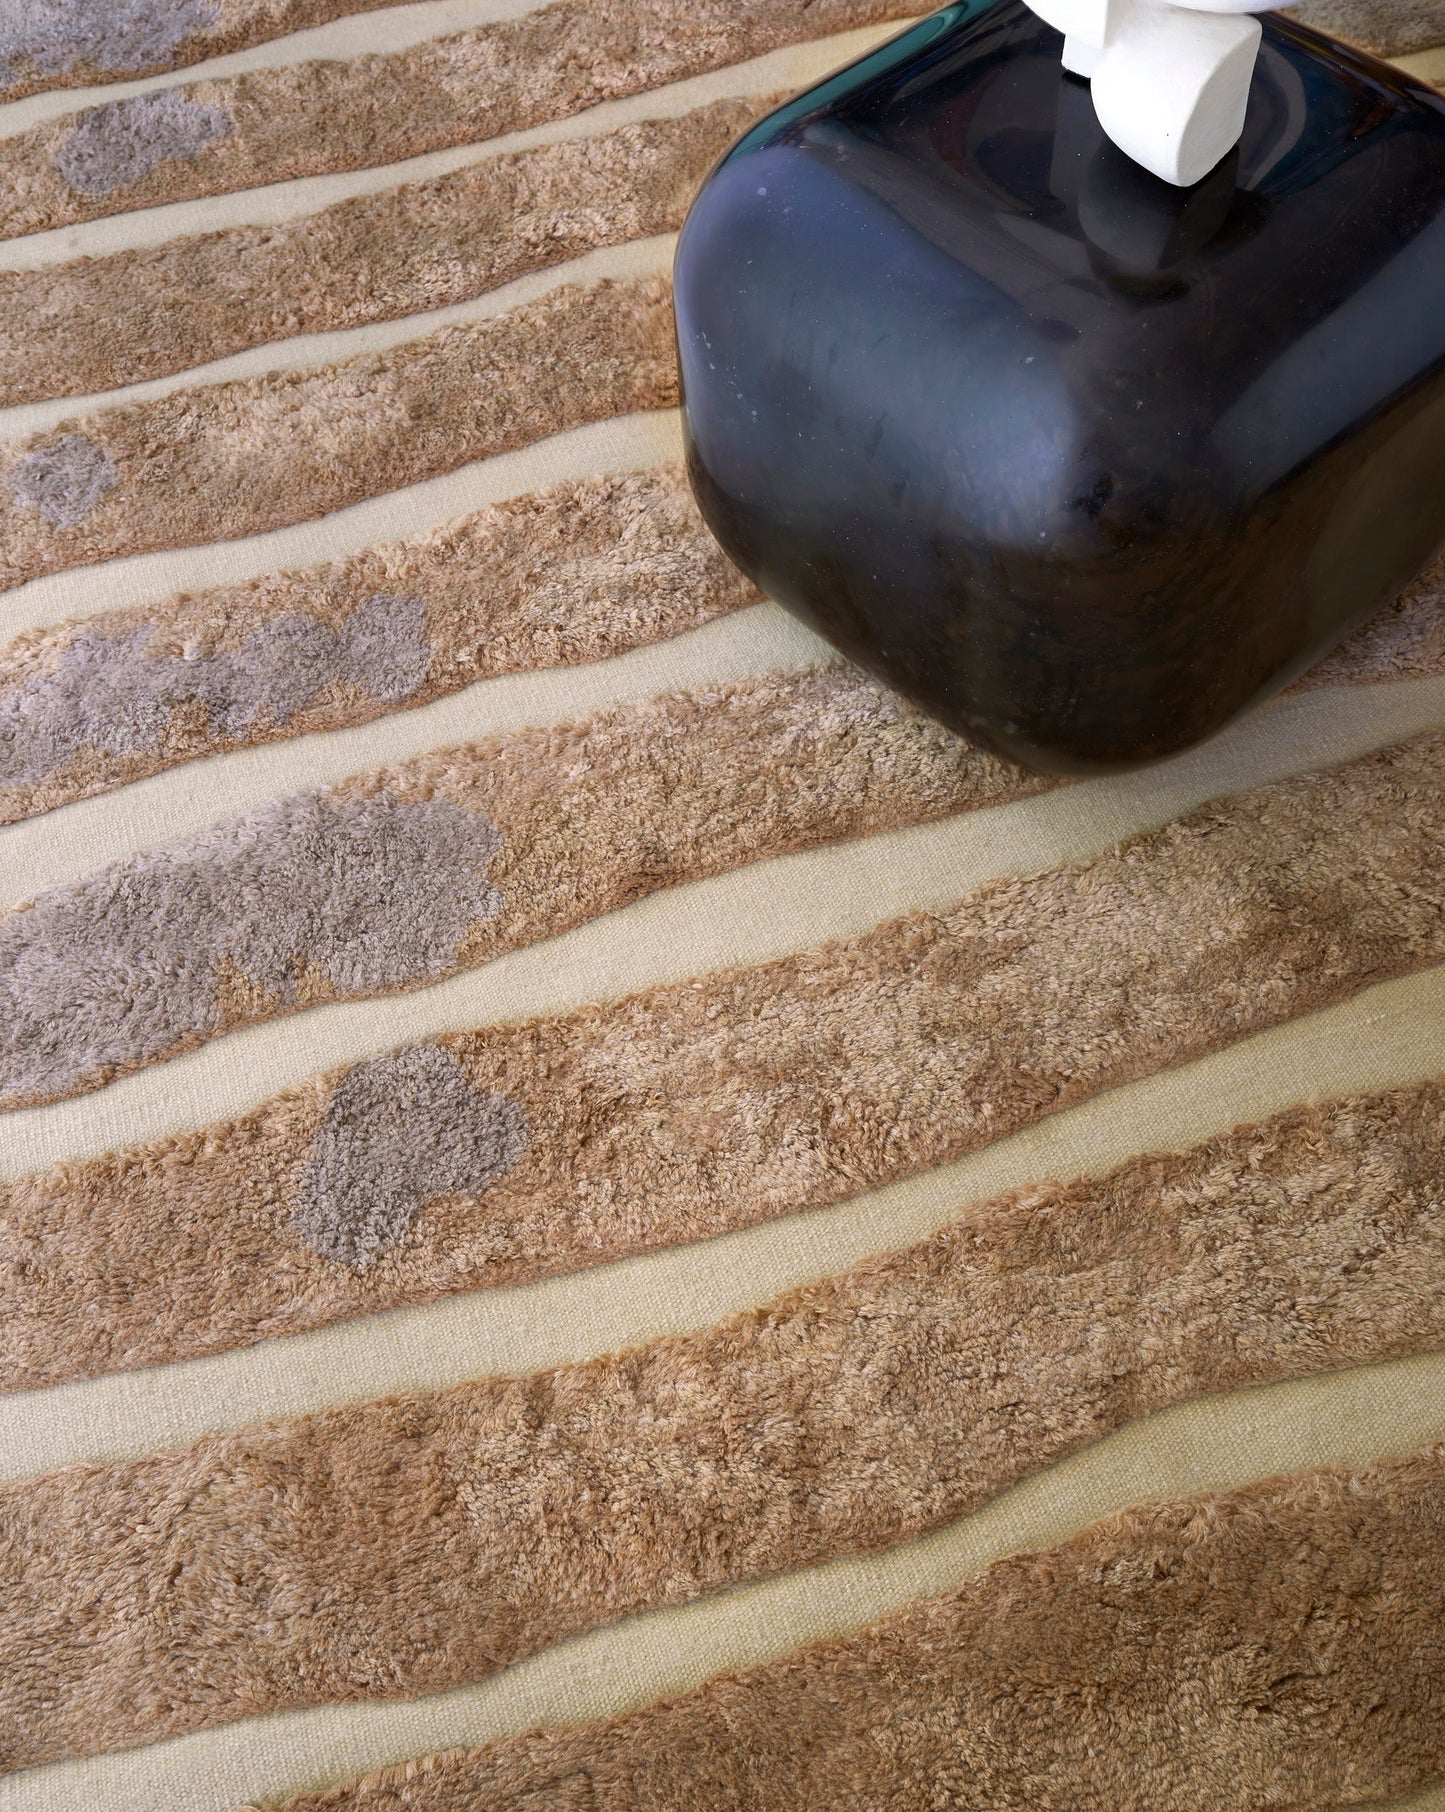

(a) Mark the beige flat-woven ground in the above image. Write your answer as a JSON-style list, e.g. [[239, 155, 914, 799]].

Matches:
[[1, 4, 1444, 1810]]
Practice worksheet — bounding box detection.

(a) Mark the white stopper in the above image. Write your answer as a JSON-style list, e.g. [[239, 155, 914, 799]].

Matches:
[[1026, 0, 1265, 187]]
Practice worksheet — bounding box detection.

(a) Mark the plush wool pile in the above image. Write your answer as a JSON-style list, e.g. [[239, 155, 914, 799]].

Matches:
[[1, 4, 1445, 1811]]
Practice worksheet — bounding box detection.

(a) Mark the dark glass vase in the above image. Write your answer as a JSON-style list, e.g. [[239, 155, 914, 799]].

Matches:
[[674, 0, 1445, 774]]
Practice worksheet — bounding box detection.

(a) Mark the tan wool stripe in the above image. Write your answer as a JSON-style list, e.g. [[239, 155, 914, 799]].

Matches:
[[0, 230, 670, 455], [0, 0, 919, 241], [0, 464, 760, 825], [0, 601, 826, 910], [3, 1079, 1444, 1771], [0, 487, 1434, 844], [0, 0, 426, 107], [1286, 1, 1445, 56], [0, 97, 767, 407], [0, 661, 1051, 1117], [0, 25, 909, 277], [2, 1355, 1441, 1812], [0, 406, 686, 638], [0, 274, 674, 591], [10, 664, 1445, 1174], [4, 731, 1443, 1390], [0, 2, 555, 144], [262, 1444, 1445, 1812], [0, 227, 664, 460], [1, 963, 1440, 1486]]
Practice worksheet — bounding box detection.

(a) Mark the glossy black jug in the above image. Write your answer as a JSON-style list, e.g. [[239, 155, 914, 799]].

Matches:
[[674, 0, 1445, 773]]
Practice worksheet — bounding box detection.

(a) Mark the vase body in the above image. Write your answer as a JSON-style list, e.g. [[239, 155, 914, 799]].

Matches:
[[674, 0, 1445, 773]]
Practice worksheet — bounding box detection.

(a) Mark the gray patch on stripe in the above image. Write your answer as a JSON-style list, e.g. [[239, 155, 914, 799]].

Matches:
[[54, 88, 231, 195], [292, 1044, 529, 1266], [0, 790, 505, 1104], [0, 0, 217, 83], [11, 435, 117, 529], [0, 595, 432, 787]]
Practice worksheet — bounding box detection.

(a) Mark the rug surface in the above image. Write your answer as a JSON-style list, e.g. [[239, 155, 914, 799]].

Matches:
[[1, 1, 1445, 1808]]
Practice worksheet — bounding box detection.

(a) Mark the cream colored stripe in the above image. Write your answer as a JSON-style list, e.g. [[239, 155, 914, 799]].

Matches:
[[5, 668, 1444, 1179], [0, 408, 683, 637], [0, 24, 912, 273], [1398, 1787, 1445, 1812], [1399, 44, 1445, 80], [0, 0, 551, 142], [0, 590, 1439, 905], [0, 958, 1439, 1484], [0, 233, 673, 446], [2, 1351, 1441, 1812], [0, 603, 826, 902]]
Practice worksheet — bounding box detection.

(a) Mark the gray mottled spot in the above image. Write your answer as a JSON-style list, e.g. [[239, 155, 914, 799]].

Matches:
[[54, 88, 231, 196], [0, 789, 504, 1103], [292, 1044, 529, 1266], [0, 0, 216, 84], [11, 435, 117, 529], [0, 595, 432, 788], [335, 592, 434, 706]]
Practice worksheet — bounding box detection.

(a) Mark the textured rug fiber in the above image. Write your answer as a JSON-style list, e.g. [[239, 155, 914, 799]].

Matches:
[[2, 4, 1445, 1811]]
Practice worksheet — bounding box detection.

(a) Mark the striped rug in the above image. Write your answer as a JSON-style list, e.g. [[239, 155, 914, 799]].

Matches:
[[2, 2, 1445, 1808]]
